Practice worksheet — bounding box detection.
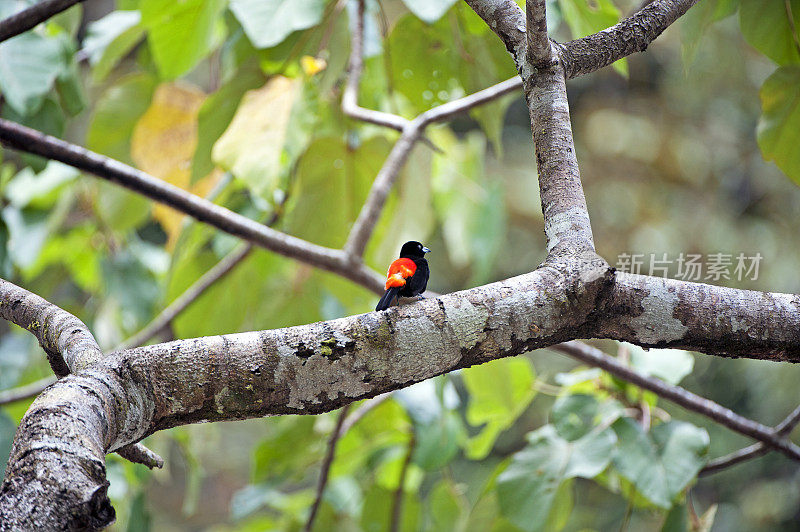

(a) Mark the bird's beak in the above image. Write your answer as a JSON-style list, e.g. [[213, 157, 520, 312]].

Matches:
[[422, 246, 431, 253]]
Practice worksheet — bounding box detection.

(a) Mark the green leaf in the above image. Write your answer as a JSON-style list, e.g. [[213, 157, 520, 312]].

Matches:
[[191, 61, 266, 183], [229, 0, 326, 49], [462, 357, 536, 459], [252, 416, 322, 481], [87, 72, 157, 163], [401, 0, 458, 23], [82, 11, 145, 82], [212, 76, 301, 199], [680, 0, 739, 65], [1, 207, 49, 269], [287, 136, 390, 247], [0, 333, 33, 389], [612, 418, 709, 509], [550, 394, 623, 442], [626, 344, 694, 385], [496, 424, 616, 532], [4, 161, 78, 209], [558, 0, 626, 76], [429, 479, 464, 530], [140, 0, 227, 79], [0, 32, 64, 115], [361, 485, 420, 532], [757, 65, 800, 185], [740, 0, 800, 65], [661, 503, 689, 532]]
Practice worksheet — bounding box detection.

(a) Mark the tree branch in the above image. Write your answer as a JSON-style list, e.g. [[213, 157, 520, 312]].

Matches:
[[597, 272, 800, 360], [557, 0, 699, 79], [0, 376, 55, 406], [343, 0, 409, 132], [526, 0, 551, 64], [390, 432, 415, 532], [0, 0, 84, 43], [552, 342, 800, 461], [0, 118, 385, 294], [304, 405, 350, 532], [700, 404, 800, 475], [0, 278, 101, 376]]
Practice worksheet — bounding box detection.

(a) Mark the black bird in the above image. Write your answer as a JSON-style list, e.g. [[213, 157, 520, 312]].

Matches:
[[375, 241, 430, 311]]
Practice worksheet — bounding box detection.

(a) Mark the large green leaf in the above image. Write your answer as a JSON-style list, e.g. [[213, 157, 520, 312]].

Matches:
[[496, 424, 616, 532], [626, 344, 694, 385], [191, 61, 266, 183], [287, 136, 390, 247], [401, 0, 458, 23], [680, 0, 739, 65], [229, 0, 326, 49], [140, 0, 227, 79], [462, 357, 536, 459], [82, 10, 145, 82], [757, 65, 800, 185], [550, 393, 623, 442], [0, 32, 64, 115], [611, 418, 709, 509], [740, 0, 800, 66]]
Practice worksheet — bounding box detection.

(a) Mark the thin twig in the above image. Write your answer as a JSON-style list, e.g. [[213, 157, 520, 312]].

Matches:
[[552, 341, 800, 461], [390, 432, 415, 532], [0, 376, 55, 405], [305, 405, 351, 532], [0, 0, 84, 43], [786, 0, 800, 57], [700, 404, 800, 475]]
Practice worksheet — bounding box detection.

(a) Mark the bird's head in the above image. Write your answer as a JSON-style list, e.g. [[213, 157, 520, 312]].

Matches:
[[399, 241, 431, 258]]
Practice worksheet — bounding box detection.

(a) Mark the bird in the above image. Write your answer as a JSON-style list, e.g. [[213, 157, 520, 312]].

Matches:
[[375, 241, 430, 311]]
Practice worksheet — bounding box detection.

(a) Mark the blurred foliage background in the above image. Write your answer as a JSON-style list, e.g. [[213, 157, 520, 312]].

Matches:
[[1, 0, 800, 530]]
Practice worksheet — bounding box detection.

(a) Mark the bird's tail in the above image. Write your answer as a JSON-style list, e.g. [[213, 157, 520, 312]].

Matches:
[[376, 286, 401, 311]]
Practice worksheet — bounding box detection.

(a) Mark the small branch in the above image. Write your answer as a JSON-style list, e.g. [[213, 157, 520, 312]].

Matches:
[[462, 0, 526, 67], [305, 405, 351, 532], [552, 341, 800, 461], [786, 0, 800, 57], [343, 0, 409, 132], [115, 442, 164, 470], [0, 118, 385, 294], [700, 404, 800, 475], [344, 124, 423, 257], [0, 278, 102, 376], [338, 392, 393, 437], [0, 0, 84, 43], [557, 0, 699, 79], [0, 376, 55, 405], [390, 432, 415, 532], [117, 244, 253, 351], [526, 0, 551, 64]]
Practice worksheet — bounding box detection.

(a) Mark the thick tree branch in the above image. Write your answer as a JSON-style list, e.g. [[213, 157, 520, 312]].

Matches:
[[0, 0, 84, 43], [700, 404, 800, 475], [597, 273, 800, 360], [0, 118, 385, 294], [557, 0, 699, 79], [525, 0, 550, 64], [552, 342, 800, 461], [0, 278, 101, 376]]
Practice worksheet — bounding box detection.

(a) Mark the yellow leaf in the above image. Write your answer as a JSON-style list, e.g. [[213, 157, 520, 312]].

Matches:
[[212, 76, 300, 197], [131, 83, 221, 247], [300, 55, 327, 76]]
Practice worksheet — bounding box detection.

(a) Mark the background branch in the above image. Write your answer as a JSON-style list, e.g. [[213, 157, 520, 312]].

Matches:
[[0, 376, 55, 406], [553, 342, 800, 461], [0, 0, 84, 43]]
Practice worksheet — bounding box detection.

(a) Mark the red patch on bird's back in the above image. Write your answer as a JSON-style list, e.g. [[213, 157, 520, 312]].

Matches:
[[385, 258, 416, 289]]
